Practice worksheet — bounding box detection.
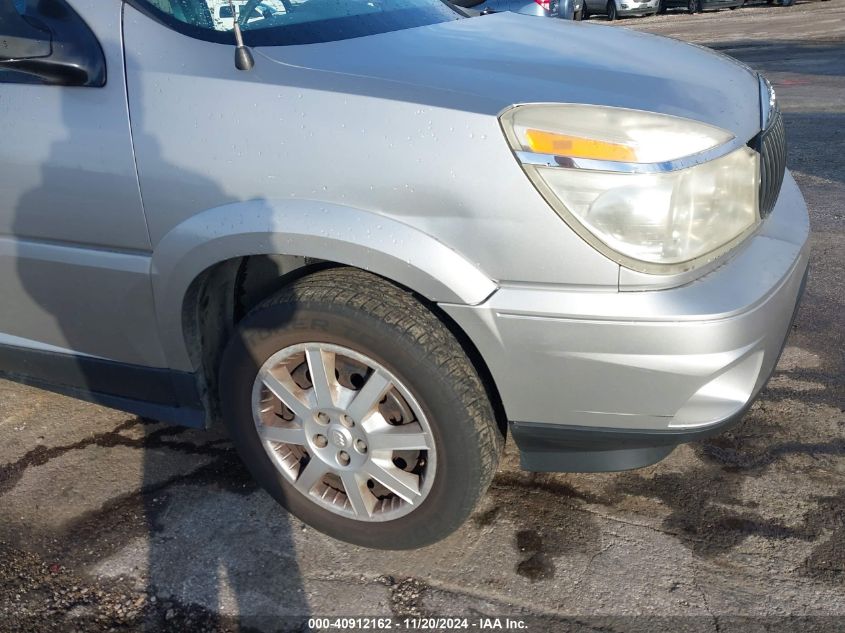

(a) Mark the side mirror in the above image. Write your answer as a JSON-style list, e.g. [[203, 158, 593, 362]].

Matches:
[[0, 0, 105, 87], [0, 2, 52, 61]]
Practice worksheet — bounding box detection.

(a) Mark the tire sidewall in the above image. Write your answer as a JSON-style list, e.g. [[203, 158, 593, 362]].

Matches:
[[220, 299, 490, 549]]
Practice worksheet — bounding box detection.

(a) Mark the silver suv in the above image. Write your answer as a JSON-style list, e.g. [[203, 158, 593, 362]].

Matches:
[[0, 0, 808, 548]]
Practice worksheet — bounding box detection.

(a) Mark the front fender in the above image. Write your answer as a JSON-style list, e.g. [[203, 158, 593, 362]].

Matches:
[[151, 199, 498, 372]]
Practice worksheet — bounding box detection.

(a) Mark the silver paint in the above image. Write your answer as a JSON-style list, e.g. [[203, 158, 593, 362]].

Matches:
[[441, 173, 809, 430], [0, 1, 166, 366], [0, 2, 809, 442]]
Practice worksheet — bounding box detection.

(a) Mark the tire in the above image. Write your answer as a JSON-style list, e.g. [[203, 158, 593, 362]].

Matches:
[[607, 0, 618, 19], [582, 2, 590, 18], [657, 0, 666, 13], [219, 267, 504, 549], [687, 0, 700, 12]]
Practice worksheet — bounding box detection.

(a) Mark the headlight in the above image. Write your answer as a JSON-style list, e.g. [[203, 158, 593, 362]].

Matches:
[[500, 104, 761, 273]]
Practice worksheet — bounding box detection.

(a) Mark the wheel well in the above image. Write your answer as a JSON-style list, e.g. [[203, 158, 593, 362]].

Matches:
[[182, 258, 507, 436], [182, 254, 328, 423]]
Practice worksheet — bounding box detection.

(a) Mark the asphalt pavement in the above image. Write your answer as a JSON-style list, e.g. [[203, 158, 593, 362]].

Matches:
[[1, 2, 843, 631]]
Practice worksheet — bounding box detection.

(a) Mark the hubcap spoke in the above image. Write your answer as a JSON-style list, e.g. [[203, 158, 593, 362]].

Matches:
[[366, 417, 431, 452], [294, 460, 328, 495], [305, 348, 337, 408], [362, 460, 421, 504], [257, 424, 306, 445], [261, 369, 311, 421], [341, 471, 375, 518], [253, 343, 436, 522], [346, 370, 392, 422]]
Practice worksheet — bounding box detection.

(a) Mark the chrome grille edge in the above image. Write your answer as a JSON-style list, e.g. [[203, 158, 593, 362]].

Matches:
[[756, 108, 787, 219]]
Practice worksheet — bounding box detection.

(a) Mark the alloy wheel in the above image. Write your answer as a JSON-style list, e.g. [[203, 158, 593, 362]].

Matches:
[[251, 343, 437, 522]]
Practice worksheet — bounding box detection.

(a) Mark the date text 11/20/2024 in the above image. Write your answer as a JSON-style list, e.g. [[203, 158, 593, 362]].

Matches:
[[306, 617, 529, 630]]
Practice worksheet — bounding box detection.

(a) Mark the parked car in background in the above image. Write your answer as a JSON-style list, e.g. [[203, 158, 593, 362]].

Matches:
[[208, 0, 286, 30], [739, 0, 795, 7], [746, 0, 831, 7], [658, 0, 742, 13], [457, 0, 585, 21], [1, 0, 808, 550], [583, 0, 659, 20]]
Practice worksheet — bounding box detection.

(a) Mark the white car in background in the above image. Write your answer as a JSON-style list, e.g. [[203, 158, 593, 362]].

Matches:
[[207, 0, 286, 30], [583, 0, 659, 19]]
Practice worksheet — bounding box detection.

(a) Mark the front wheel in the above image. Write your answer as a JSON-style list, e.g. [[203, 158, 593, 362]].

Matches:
[[219, 267, 504, 549], [687, 0, 701, 12], [607, 0, 618, 19]]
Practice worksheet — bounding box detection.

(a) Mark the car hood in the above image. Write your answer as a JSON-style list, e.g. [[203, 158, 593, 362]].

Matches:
[[257, 13, 762, 142]]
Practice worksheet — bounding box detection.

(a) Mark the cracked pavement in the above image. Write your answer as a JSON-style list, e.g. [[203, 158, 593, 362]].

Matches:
[[1, 2, 844, 631]]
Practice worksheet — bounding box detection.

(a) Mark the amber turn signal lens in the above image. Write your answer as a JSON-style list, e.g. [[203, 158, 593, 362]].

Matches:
[[525, 129, 638, 162]]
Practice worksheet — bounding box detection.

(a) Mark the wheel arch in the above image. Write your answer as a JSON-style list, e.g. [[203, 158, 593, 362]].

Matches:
[[152, 199, 497, 371], [151, 200, 502, 427]]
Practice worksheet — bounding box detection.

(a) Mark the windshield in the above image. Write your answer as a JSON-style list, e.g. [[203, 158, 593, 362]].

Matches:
[[137, 0, 463, 46]]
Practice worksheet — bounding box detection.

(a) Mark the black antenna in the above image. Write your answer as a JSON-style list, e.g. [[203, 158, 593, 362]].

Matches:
[[228, 0, 254, 71]]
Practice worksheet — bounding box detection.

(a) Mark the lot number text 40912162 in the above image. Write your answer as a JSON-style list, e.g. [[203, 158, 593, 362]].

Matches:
[[306, 617, 529, 630]]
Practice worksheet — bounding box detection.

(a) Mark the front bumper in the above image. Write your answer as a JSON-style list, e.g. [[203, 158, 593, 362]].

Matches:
[[702, 0, 744, 9], [441, 170, 810, 471], [618, 1, 659, 14]]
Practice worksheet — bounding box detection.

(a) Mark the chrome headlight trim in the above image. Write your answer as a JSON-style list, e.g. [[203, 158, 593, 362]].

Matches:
[[514, 137, 747, 175]]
